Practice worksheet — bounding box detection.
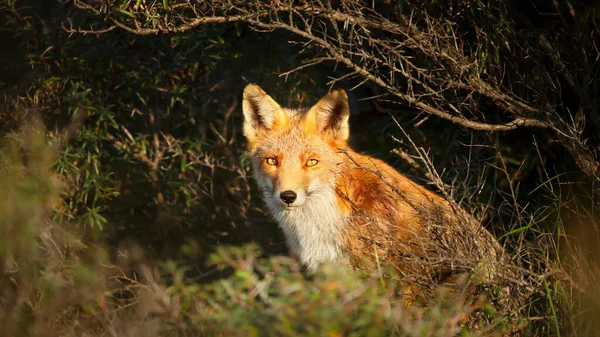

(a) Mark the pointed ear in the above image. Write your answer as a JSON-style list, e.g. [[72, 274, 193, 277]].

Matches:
[[306, 90, 350, 141], [242, 84, 287, 142]]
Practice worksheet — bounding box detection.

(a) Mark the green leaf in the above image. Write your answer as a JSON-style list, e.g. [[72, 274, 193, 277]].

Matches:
[[119, 10, 135, 18]]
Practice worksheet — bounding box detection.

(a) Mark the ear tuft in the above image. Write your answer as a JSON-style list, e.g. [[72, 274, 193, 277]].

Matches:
[[306, 89, 350, 141], [242, 84, 286, 142]]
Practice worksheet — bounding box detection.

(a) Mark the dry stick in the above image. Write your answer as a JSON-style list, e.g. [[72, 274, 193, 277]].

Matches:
[[108, 13, 260, 35], [62, 20, 117, 35], [388, 114, 463, 217], [391, 147, 435, 181], [491, 136, 525, 228]]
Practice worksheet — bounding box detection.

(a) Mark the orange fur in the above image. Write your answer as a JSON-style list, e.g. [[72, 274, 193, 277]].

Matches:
[[242, 84, 500, 294]]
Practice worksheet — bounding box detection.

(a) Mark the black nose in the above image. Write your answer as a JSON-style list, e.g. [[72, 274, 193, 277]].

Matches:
[[280, 190, 297, 204]]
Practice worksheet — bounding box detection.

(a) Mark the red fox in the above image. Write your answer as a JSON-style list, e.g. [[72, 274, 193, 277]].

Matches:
[[242, 84, 501, 292]]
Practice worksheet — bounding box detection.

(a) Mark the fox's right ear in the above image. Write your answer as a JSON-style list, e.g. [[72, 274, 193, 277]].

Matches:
[[242, 84, 287, 143], [306, 90, 350, 142]]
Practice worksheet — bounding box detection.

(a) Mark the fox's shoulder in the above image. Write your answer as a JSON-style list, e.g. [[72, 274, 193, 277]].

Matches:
[[335, 149, 448, 222]]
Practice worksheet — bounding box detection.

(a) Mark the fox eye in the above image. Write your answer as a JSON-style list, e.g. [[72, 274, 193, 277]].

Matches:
[[306, 159, 319, 167], [266, 157, 278, 166]]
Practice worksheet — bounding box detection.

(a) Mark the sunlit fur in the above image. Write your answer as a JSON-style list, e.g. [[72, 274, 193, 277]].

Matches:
[[242, 84, 499, 278]]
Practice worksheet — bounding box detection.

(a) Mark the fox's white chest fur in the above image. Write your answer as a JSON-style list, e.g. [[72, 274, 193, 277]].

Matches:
[[263, 185, 348, 270]]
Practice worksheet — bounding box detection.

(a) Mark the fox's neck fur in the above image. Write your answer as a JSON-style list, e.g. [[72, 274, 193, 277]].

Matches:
[[264, 179, 348, 270]]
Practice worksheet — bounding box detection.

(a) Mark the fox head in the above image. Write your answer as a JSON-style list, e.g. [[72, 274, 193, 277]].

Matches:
[[242, 84, 350, 211]]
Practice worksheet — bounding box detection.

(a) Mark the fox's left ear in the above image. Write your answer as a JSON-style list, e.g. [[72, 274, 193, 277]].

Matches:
[[306, 90, 350, 141]]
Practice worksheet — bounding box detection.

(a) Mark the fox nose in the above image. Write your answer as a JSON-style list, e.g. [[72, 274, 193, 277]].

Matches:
[[280, 190, 297, 204]]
